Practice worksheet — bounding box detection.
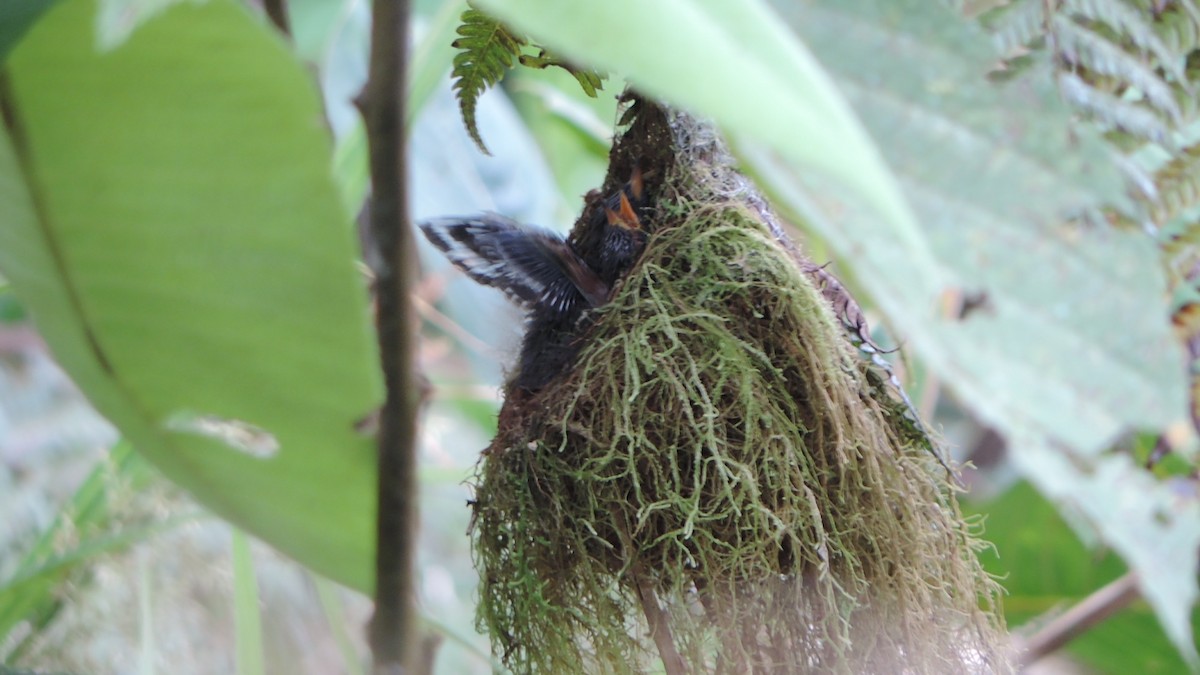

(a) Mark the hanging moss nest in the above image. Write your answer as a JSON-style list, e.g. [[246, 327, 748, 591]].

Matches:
[[471, 102, 1009, 674]]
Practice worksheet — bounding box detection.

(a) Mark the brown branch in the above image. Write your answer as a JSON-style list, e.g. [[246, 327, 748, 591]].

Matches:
[[617, 511, 686, 673], [360, 0, 420, 672], [1017, 571, 1141, 668], [262, 0, 291, 36], [631, 563, 687, 675]]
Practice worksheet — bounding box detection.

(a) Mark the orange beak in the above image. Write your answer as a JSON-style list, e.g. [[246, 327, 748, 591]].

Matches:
[[605, 192, 641, 231]]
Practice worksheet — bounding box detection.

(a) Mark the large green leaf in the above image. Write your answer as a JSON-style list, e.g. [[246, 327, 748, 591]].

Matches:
[[763, 3, 1195, 664], [764, 0, 1173, 456], [970, 482, 1200, 674], [465, 0, 1195, 663], [0, 0, 381, 591], [1009, 438, 1200, 666]]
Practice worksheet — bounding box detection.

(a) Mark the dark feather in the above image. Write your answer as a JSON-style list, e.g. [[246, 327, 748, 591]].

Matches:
[[419, 214, 609, 314], [420, 175, 651, 391]]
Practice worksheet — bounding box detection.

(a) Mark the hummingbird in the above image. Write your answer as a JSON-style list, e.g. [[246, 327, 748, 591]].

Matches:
[[420, 169, 650, 390]]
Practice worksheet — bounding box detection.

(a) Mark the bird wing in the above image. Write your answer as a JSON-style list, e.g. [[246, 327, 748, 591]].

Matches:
[[419, 214, 609, 313]]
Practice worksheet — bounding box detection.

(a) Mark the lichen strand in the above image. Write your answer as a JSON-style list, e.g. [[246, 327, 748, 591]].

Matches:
[[472, 108, 1008, 674]]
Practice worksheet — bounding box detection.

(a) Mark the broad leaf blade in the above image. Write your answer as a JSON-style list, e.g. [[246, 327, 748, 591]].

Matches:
[[764, 3, 1194, 663], [767, 1, 1172, 450], [1011, 442, 1200, 667], [0, 0, 381, 591], [970, 482, 1200, 674]]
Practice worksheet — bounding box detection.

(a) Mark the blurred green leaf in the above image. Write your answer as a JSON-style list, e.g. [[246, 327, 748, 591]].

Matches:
[[0, 290, 27, 323], [0, 0, 58, 62], [0, 444, 167, 657], [1013, 445, 1200, 667], [764, 0, 1167, 452], [970, 482, 1200, 674], [421, 614, 507, 672], [231, 530, 266, 675], [0, 0, 381, 591], [1, 515, 195, 647], [312, 574, 366, 675], [329, 0, 468, 214], [137, 552, 154, 675], [449, 396, 499, 437], [508, 66, 614, 212], [287, 0, 348, 61], [759, 3, 1196, 664], [95, 0, 199, 51]]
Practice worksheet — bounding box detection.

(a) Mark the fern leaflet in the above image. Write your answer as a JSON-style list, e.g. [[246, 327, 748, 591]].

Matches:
[[450, 8, 607, 155], [1153, 141, 1200, 236], [451, 8, 527, 155], [519, 49, 605, 97]]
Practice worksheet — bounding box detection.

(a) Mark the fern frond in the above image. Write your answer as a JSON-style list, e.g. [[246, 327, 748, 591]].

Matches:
[[1150, 141, 1200, 229], [451, 8, 527, 154], [1144, 1, 1200, 56], [1162, 225, 1200, 260], [1053, 15, 1182, 121], [1179, 0, 1200, 29], [1168, 284, 1200, 434], [1067, 0, 1188, 80], [985, 0, 1049, 56], [450, 9, 609, 154], [1059, 70, 1172, 141], [1175, 85, 1200, 131]]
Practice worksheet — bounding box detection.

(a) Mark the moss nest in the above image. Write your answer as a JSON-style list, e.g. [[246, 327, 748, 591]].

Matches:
[[471, 103, 1008, 673]]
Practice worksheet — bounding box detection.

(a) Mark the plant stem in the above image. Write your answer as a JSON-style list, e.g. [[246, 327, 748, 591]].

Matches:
[[632, 563, 686, 675], [360, 0, 419, 672], [1017, 571, 1140, 667]]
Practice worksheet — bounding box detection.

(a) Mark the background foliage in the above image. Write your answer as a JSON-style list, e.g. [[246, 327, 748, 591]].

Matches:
[[0, 0, 1197, 672]]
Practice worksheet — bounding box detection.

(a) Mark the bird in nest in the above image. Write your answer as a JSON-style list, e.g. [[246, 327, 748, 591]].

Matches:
[[420, 169, 650, 391]]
